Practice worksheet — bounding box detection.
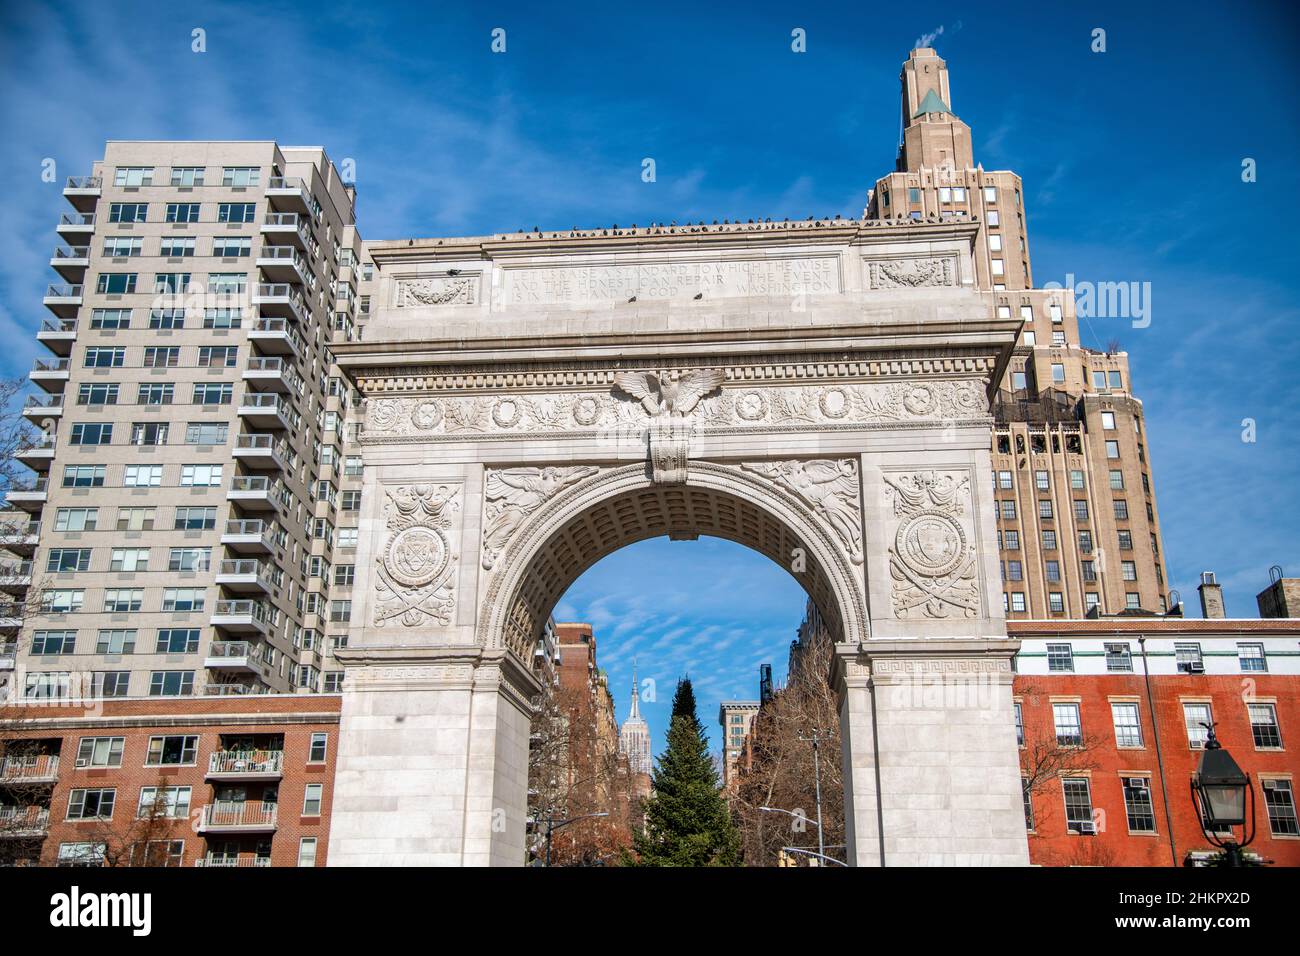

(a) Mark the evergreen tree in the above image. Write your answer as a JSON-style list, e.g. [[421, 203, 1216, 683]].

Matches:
[[627, 678, 740, 866]]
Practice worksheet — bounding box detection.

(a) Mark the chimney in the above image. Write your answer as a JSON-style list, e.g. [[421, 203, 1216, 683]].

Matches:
[[1257, 566, 1300, 619], [1198, 571, 1226, 619]]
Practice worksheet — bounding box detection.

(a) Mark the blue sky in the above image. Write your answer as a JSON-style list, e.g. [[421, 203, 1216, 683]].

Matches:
[[2, 1, 1298, 752]]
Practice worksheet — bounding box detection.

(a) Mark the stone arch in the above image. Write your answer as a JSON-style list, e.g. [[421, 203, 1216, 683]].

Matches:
[[477, 461, 869, 662]]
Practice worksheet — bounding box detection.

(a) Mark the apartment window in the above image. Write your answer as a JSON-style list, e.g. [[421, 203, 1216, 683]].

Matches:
[[338, 528, 358, 548], [192, 383, 233, 406], [1041, 530, 1057, 550], [1022, 780, 1033, 830], [1048, 592, 1065, 613], [203, 308, 242, 329], [116, 507, 156, 531], [307, 733, 329, 763], [991, 258, 1005, 277], [109, 548, 149, 572], [1085, 592, 1100, 612], [1183, 703, 1213, 749], [138, 348, 178, 374], [130, 421, 169, 445], [165, 202, 200, 223], [55, 507, 98, 531], [185, 422, 229, 446], [1116, 531, 1134, 553], [329, 600, 352, 623], [1006, 560, 1022, 582], [221, 166, 261, 186], [340, 490, 361, 512], [159, 236, 195, 257], [996, 470, 1013, 490], [170, 166, 205, 186], [168, 548, 210, 572], [95, 629, 136, 654], [41, 589, 85, 613], [1003, 530, 1020, 550], [1052, 331, 1066, 347], [149, 308, 184, 329], [1051, 363, 1065, 384], [1111, 702, 1143, 747], [180, 464, 223, 487], [333, 565, 355, 587], [93, 672, 131, 698], [68, 421, 111, 444], [323, 672, 345, 692], [96, 272, 139, 295], [113, 166, 154, 186], [25, 672, 74, 698], [1105, 642, 1133, 672], [90, 308, 131, 330], [1052, 703, 1082, 746], [137, 840, 185, 867], [83, 346, 125, 368], [1176, 643, 1203, 674], [137, 786, 192, 819], [67, 788, 116, 821], [198, 345, 239, 368], [1121, 561, 1137, 582], [156, 629, 200, 654], [76, 736, 124, 768], [153, 272, 191, 293], [1110, 371, 1123, 389], [47, 548, 92, 573], [57, 843, 107, 867], [32, 629, 77, 654], [137, 383, 174, 405], [1045, 560, 1061, 582], [108, 202, 147, 223], [1074, 500, 1089, 522], [1047, 643, 1074, 672], [212, 236, 251, 257], [161, 588, 205, 612], [1238, 643, 1267, 673], [294, 836, 319, 867], [1062, 778, 1094, 833], [343, 456, 363, 477], [1000, 500, 1017, 520], [1122, 777, 1156, 833], [123, 465, 163, 487], [103, 236, 143, 257], [1263, 780, 1299, 836], [217, 202, 256, 223], [1010, 593, 1026, 613], [1105, 440, 1120, 459], [148, 671, 194, 697], [1070, 470, 1085, 489], [1032, 470, 1048, 491], [207, 273, 246, 295], [302, 783, 324, 816], [174, 506, 216, 530], [103, 590, 143, 613], [1012, 702, 1024, 747], [1109, 470, 1124, 490], [1249, 703, 1282, 749]]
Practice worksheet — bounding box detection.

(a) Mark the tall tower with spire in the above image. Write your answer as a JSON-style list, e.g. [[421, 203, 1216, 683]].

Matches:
[[618, 664, 652, 779]]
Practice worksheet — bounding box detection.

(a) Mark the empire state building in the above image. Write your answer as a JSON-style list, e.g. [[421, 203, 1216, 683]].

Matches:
[[618, 667, 653, 778]]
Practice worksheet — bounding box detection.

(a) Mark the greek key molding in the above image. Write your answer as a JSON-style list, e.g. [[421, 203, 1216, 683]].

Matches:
[[373, 484, 460, 628], [882, 471, 980, 620]]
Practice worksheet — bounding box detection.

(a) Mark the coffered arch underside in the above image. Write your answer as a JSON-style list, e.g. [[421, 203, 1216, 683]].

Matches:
[[477, 462, 868, 661]]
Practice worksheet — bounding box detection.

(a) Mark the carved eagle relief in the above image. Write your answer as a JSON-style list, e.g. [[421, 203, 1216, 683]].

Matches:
[[612, 369, 724, 417]]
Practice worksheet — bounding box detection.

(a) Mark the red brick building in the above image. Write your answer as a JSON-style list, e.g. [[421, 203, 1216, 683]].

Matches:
[[1010, 618, 1300, 867], [0, 694, 339, 867]]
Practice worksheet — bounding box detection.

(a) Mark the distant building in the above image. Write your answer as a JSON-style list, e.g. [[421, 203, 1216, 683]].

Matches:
[[618, 664, 652, 797], [718, 700, 759, 793]]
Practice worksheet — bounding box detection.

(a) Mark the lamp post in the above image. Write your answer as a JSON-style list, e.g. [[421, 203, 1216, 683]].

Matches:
[[1189, 724, 1256, 867], [543, 811, 609, 867]]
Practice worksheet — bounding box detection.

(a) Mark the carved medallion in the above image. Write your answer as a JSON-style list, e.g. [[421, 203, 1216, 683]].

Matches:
[[883, 471, 979, 619], [374, 484, 460, 628]]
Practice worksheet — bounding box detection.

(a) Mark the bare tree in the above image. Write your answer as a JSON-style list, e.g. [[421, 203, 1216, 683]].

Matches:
[[1017, 681, 1104, 840]]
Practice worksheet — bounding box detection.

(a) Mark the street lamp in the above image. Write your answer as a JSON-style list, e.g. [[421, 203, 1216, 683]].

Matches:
[[1189, 724, 1256, 867], [542, 811, 609, 867]]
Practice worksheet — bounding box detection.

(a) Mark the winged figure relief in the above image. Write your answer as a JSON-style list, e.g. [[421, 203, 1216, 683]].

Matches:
[[612, 369, 724, 417], [480, 466, 599, 569]]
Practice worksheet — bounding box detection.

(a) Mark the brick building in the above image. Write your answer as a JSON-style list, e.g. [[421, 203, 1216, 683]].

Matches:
[[0, 693, 339, 867]]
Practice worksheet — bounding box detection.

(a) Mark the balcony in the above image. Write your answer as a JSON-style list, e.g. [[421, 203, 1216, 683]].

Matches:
[[248, 317, 301, 359], [260, 212, 309, 249], [207, 750, 284, 782], [221, 518, 276, 554], [204, 640, 262, 672], [0, 806, 51, 837], [5, 478, 48, 512], [50, 245, 89, 281], [232, 434, 288, 471], [0, 520, 40, 556], [237, 392, 290, 431], [250, 284, 306, 324], [63, 175, 102, 210], [266, 175, 311, 212], [0, 562, 33, 595], [35, 319, 77, 357], [195, 854, 272, 868], [0, 754, 60, 784], [0, 643, 14, 671], [256, 244, 310, 284], [0, 604, 21, 633], [30, 358, 70, 392], [197, 802, 278, 834], [56, 211, 95, 239], [21, 396, 64, 423], [227, 476, 278, 512], [15, 436, 55, 472], [202, 682, 268, 697], [214, 559, 275, 594], [210, 599, 271, 636], [43, 284, 82, 318]]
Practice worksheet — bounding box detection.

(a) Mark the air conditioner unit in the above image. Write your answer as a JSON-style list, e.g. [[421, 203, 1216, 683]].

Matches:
[[1188, 661, 1205, 673], [1077, 821, 1096, 835]]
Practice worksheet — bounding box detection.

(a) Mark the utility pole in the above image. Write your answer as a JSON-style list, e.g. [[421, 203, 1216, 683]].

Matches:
[[798, 728, 826, 862]]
